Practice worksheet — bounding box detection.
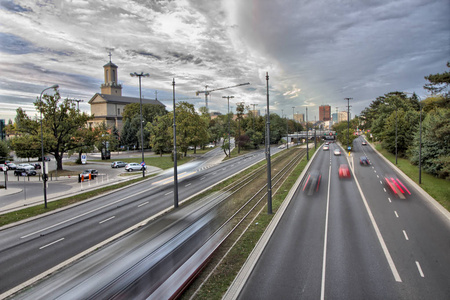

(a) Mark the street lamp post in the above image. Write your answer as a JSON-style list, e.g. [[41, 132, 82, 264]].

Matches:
[[345, 98, 352, 152], [292, 107, 295, 145], [265, 72, 272, 214], [40, 84, 59, 208], [172, 78, 178, 208], [306, 107, 309, 160], [222, 96, 234, 157], [130, 72, 149, 177]]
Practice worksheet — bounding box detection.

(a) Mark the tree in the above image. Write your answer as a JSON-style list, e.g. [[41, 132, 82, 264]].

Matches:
[[148, 114, 172, 156], [424, 62, 450, 97], [235, 103, 246, 153], [94, 122, 119, 160], [14, 89, 93, 170], [0, 140, 9, 162], [9, 135, 41, 161], [175, 102, 208, 156]]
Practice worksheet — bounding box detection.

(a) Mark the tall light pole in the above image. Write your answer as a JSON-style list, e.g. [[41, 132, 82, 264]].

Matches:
[[172, 78, 178, 208], [306, 107, 309, 160], [265, 72, 272, 214], [222, 96, 234, 157], [345, 98, 352, 151], [130, 72, 149, 177], [40, 84, 59, 208]]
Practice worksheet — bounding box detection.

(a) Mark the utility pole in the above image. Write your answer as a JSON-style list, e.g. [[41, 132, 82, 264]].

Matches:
[[306, 107, 309, 160], [265, 72, 272, 214], [222, 96, 234, 157], [345, 98, 352, 151], [68, 98, 84, 111], [172, 79, 178, 208]]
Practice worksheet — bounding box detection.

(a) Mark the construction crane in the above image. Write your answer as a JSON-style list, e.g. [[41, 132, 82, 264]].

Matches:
[[195, 82, 250, 110]]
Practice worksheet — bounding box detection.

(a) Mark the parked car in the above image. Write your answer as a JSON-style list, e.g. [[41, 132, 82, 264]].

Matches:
[[38, 156, 51, 161], [125, 163, 147, 172], [17, 163, 35, 170], [333, 149, 341, 156], [205, 144, 215, 148], [360, 156, 370, 165], [0, 164, 8, 171], [6, 162, 17, 170], [30, 163, 41, 169], [339, 164, 351, 179], [111, 161, 127, 168], [14, 168, 37, 176], [80, 169, 98, 179]]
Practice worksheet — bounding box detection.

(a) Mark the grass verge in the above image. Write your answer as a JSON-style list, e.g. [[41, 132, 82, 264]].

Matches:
[[375, 143, 449, 211]]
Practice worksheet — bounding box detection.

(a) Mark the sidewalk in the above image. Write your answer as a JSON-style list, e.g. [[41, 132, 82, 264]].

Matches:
[[0, 166, 162, 214]]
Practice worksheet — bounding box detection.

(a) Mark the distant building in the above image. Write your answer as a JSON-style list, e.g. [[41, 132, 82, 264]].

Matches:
[[248, 109, 260, 117], [338, 111, 349, 123], [294, 113, 304, 123], [88, 58, 164, 132], [319, 105, 331, 121]]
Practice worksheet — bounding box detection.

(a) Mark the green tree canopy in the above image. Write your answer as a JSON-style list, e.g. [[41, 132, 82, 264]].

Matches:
[[14, 90, 93, 170]]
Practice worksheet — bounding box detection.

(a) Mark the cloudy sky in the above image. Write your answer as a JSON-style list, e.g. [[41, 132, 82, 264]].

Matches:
[[0, 0, 449, 123]]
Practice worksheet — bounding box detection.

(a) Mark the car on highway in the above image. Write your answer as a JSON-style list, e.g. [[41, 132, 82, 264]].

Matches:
[[334, 149, 341, 156], [359, 156, 370, 165], [302, 170, 321, 195], [14, 168, 37, 176], [384, 174, 411, 199], [80, 169, 98, 179], [125, 163, 147, 172], [323, 145, 329, 151], [111, 161, 127, 168], [362, 141, 367, 145], [0, 164, 8, 171], [339, 164, 351, 178], [278, 144, 286, 149]]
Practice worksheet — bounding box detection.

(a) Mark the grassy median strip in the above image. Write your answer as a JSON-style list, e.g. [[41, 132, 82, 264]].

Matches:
[[375, 143, 450, 211]]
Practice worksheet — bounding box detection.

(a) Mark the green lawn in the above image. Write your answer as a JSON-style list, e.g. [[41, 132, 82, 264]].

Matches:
[[375, 143, 450, 211]]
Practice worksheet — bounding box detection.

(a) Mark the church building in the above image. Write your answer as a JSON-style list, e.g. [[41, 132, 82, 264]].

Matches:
[[88, 58, 164, 132]]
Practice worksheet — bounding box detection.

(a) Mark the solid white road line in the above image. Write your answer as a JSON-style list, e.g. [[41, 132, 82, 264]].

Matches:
[[416, 261, 425, 277], [99, 216, 115, 224], [39, 238, 64, 250], [320, 165, 332, 300]]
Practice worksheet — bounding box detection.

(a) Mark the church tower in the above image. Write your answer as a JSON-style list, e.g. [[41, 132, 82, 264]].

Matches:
[[101, 54, 122, 96]]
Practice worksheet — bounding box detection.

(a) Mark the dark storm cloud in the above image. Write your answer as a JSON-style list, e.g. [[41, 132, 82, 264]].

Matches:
[[166, 51, 203, 64]]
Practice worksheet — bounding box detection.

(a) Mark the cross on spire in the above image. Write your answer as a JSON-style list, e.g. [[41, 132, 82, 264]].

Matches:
[[108, 51, 112, 62]]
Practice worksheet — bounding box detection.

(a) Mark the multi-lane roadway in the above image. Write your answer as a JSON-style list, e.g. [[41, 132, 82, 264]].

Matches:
[[229, 137, 450, 299], [0, 146, 283, 297]]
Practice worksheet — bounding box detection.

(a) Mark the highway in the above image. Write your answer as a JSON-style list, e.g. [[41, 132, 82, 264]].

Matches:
[[0, 146, 282, 297], [231, 137, 450, 300]]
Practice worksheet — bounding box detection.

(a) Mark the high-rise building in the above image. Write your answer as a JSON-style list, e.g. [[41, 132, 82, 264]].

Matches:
[[319, 105, 331, 121]]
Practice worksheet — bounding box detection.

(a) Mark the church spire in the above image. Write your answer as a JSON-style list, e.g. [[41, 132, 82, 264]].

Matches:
[[101, 53, 122, 96]]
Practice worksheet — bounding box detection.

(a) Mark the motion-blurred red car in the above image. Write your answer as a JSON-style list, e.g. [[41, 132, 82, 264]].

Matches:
[[384, 174, 411, 199], [339, 164, 351, 179]]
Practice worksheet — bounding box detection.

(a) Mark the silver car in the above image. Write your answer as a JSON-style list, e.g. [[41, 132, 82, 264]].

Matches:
[[111, 161, 127, 168], [125, 163, 147, 172]]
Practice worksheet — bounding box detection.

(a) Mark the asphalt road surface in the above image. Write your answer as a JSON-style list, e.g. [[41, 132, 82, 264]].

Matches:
[[0, 145, 283, 296], [236, 137, 450, 300]]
